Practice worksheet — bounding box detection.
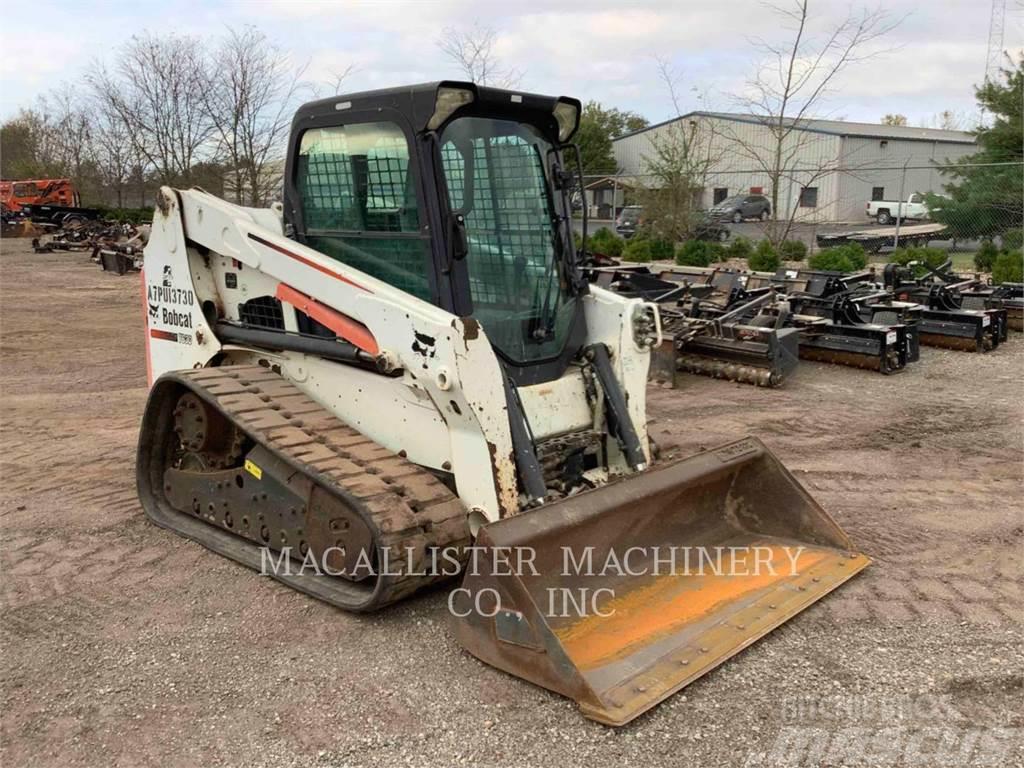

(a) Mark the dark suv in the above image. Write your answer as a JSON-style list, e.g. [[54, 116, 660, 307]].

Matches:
[[614, 205, 644, 238], [710, 194, 771, 223]]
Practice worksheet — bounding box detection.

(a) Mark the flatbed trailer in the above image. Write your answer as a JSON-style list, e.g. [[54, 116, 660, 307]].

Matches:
[[19, 203, 103, 227], [816, 222, 949, 253]]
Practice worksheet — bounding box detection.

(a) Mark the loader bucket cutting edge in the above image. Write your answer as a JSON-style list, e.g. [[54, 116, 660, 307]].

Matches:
[[450, 437, 869, 726]]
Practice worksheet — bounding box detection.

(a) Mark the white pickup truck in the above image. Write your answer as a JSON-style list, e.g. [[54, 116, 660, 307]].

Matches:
[[866, 193, 931, 225]]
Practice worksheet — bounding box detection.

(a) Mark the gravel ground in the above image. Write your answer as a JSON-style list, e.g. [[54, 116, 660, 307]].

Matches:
[[2, 238, 1022, 767]]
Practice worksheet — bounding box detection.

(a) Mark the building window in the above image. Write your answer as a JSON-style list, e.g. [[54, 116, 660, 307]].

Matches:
[[713, 187, 728, 204], [798, 187, 818, 208], [872, 187, 885, 201], [749, 186, 764, 194]]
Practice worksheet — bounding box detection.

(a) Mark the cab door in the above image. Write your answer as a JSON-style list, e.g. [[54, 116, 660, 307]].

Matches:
[[286, 112, 456, 311]]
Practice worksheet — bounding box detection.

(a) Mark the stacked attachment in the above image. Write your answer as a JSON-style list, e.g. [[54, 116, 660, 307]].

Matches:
[[586, 266, 800, 387], [882, 261, 1007, 352]]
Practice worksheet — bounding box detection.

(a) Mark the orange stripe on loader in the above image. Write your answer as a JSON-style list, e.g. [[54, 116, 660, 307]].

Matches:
[[275, 283, 379, 356]]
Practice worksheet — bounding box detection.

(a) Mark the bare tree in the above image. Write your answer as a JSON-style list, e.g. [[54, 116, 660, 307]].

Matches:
[[203, 27, 307, 205], [921, 109, 969, 131], [89, 33, 216, 187], [92, 103, 138, 208], [638, 59, 724, 242], [437, 23, 523, 88], [38, 86, 99, 195], [318, 64, 357, 98], [725, 1, 900, 245]]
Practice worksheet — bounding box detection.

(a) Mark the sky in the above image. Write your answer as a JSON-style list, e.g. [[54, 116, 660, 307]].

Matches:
[[1, 0, 1021, 128]]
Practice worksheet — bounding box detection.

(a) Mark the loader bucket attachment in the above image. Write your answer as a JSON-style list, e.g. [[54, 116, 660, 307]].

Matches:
[[451, 437, 868, 726]]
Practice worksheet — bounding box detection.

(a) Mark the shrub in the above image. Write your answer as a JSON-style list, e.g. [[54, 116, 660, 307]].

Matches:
[[649, 238, 675, 261], [974, 240, 1000, 272], [587, 228, 625, 258], [890, 246, 948, 276], [808, 250, 857, 273], [93, 206, 155, 224], [778, 239, 808, 261], [808, 243, 868, 273], [675, 239, 725, 267], [724, 236, 753, 261], [704, 241, 726, 264], [622, 238, 653, 263], [992, 250, 1023, 284], [747, 239, 780, 272], [1001, 228, 1023, 251]]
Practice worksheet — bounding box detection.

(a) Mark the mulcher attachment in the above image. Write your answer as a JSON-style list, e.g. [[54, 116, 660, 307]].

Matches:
[[856, 300, 922, 363], [760, 270, 916, 374], [451, 437, 869, 726], [990, 283, 1024, 332], [662, 304, 801, 387], [883, 262, 1007, 353], [137, 365, 469, 611], [586, 266, 800, 388]]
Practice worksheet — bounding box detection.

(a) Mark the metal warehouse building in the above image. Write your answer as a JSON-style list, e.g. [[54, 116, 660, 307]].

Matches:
[[611, 112, 977, 223]]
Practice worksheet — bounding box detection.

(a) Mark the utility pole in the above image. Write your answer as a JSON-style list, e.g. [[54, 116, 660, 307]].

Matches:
[[893, 159, 910, 249], [982, 0, 1007, 122]]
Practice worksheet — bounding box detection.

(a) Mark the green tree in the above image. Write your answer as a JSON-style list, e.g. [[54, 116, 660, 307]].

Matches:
[[575, 101, 648, 175], [0, 111, 59, 179], [0, 116, 37, 178], [926, 56, 1023, 241]]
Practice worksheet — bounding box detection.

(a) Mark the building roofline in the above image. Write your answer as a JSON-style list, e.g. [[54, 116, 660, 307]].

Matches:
[[611, 111, 977, 145]]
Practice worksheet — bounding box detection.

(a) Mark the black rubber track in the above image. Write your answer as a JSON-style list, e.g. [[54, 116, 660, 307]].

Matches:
[[136, 365, 469, 612]]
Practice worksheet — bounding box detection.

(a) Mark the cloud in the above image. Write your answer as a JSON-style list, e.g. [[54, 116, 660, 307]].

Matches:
[[0, 0, 1009, 127]]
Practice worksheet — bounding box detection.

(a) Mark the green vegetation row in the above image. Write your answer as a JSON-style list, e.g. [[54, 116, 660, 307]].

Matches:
[[92, 206, 155, 225], [575, 228, 806, 271], [576, 226, 1023, 284]]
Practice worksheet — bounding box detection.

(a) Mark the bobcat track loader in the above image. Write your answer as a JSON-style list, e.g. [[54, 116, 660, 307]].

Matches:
[[136, 82, 868, 725]]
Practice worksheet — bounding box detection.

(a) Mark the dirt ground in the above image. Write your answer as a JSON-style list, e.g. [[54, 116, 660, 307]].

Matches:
[[2, 238, 1022, 768]]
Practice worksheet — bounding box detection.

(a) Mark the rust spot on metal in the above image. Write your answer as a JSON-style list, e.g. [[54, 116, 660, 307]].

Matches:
[[486, 441, 515, 519], [461, 316, 480, 341]]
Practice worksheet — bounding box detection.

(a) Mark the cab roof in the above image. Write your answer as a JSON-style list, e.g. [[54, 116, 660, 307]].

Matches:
[[291, 80, 581, 140]]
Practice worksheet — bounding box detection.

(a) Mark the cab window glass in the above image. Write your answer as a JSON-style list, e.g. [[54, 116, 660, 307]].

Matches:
[[296, 122, 432, 300]]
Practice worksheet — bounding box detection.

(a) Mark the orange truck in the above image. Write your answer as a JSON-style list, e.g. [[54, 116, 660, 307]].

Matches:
[[1, 178, 79, 212], [1, 178, 100, 225]]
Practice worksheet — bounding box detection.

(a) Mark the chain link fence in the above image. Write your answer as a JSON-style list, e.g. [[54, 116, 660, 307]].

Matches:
[[577, 161, 1024, 257]]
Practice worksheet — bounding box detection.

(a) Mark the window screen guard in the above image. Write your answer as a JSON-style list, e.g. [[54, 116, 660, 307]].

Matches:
[[296, 121, 433, 301], [440, 117, 577, 366]]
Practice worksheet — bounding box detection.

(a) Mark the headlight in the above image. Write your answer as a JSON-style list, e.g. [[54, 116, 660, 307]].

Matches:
[[553, 100, 580, 142], [428, 86, 474, 131]]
